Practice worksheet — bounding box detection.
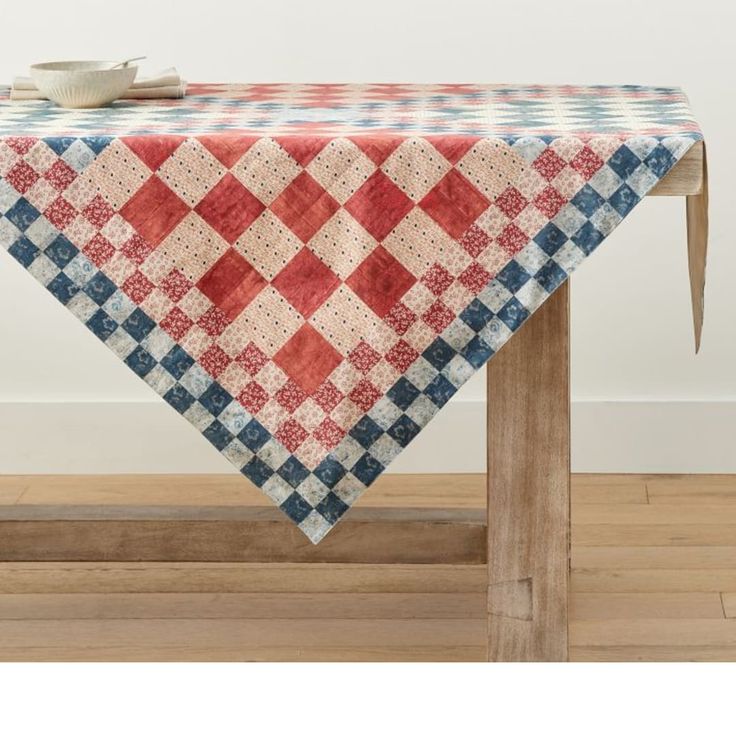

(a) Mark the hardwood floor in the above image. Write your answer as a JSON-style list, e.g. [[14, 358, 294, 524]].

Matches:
[[1, 473, 735, 661]]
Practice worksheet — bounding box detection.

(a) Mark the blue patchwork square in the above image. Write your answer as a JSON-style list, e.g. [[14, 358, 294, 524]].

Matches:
[[497, 296, 529, 331], [8, 236, 39, 267], [84, 272, 117, 306], [5, 198, 41, 231], [164, 383, 196, 414], [571, 221, 605, 255], [124, 345, 156, 377], [203, 419, 234, 451], [242, 456, 274, 486], [314, 456, 347, 489], [571, 184, 605, 217], [459, 298, 494, 331], [461, 334, 494, 369], [43, 137, 78, 156], [608, 183, 640, 217], [422, 337, 455, 371], [198, 383, 233, 417], [86, 309, 118, 341], [47, 272, 80, 304], [608, 145, 641, 179], [349, 416, 384, 449], [533, 222, 568, 256], [44, 234, 78, 269], [160, 345, 195, 380], [280, 492, 313, 524], [315, 492, 350, 524], [644, 144, 677, 178], [351, 452, 384, 486], [81, 136, 113, 155], [278, 457, 311, 488], [238, 418, 271, 453], [121, 308, 156, 342], [423, 374, 457, 408], [534, 260, 568, 293], [387, 376, 421, 411], [387, 414, 421, 448], [496, 260, 531, 292]]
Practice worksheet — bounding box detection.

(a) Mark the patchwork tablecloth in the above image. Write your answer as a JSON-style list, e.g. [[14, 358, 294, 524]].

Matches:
[[0, 84, 702, 542]]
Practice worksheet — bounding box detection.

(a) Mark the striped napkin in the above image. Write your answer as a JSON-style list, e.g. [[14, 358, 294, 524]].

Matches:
[[10, 67, 187, 101]]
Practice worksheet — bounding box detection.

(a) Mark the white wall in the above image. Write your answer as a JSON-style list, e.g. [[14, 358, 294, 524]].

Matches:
[[0, 0, 734, 473]]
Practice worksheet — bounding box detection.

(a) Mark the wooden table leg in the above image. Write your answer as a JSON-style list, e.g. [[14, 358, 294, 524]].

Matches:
[[486, 283, 570, 661]]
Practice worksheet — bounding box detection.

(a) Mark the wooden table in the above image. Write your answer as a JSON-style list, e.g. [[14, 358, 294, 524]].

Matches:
[[0, 143, 707, 661]]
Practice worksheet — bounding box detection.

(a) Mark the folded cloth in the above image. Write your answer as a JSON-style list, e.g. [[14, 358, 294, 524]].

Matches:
[[10, 67, 187, 100]]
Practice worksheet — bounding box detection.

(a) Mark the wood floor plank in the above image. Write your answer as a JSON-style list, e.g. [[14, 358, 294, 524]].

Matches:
[[573, 504, 736, 525], [0, 562, 487, 594], [573, 546, 736, 570], [571, 646, 736, 662], [572, 619, 736, 647], [571, 593, 724, 620], [0, 592, 485, 620], [571, 475, 648, 504], [573, 524, 736, 546], [647, 476, 736, 504], [719, 593, 736, 618], [573, 569, 736, 593]]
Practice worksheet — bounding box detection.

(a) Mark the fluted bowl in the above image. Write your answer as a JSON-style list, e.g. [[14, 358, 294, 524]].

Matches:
[[30, 61, 138, 108]]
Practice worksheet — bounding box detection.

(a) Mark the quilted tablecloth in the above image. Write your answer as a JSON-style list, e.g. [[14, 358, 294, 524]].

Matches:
[[0, 84, 702, 542]]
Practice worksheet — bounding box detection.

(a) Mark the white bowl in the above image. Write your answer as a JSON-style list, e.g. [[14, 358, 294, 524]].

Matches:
[[30, 61, 138, 108]]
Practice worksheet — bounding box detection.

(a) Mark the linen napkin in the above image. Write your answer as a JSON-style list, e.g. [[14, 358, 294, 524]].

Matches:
[[10, 67, 187, 101]]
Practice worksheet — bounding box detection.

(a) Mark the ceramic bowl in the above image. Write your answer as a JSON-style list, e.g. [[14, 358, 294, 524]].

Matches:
[[30, 61, 138, 108]]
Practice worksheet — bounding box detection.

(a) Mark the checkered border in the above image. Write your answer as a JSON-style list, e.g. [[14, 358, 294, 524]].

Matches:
[[0, 132, 700, 542]]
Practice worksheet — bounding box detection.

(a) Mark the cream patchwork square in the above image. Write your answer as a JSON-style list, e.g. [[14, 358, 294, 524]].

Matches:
[[307, 137, 376, 204], [24, 141, 57, 174], [309, 210, 376, 279], [457, 139, 525, 200], [82, 140, 150, 209], [158, 138, 227, 207], [235, 210, 301, 280], [238, 285, 304, 354], [383, 208, 454, 274], [231, 137, 302, 205], [159, 212, 229, 282], [381, 137, 452, 201]]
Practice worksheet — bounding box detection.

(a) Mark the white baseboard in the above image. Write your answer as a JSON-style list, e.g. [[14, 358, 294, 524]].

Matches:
[[0, 399, 734, 474]]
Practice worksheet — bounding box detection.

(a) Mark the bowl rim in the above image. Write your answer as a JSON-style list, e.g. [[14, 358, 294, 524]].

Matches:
[[30, 61, 139, 74]]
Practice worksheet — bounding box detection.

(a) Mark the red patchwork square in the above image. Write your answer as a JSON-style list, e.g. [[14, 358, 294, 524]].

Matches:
[[569, 146, 604, 180], [384, 301, 417, 335], [497, 223, 529, 255], [275, 380, 308, 412], [348, 379, 382, 413], [83, 195, 116, 228], [348, 341, 381, 374], [43, 159, 77, 192], [197, 306, 231, 337], [419, 169, 489, 239], [194, 173, 265, 244], [6, 160, 39, 194], [119, 175, 189, 246], [237, 381, 270, 413], [533, 186, 567, 218], [460, 224, 492, 258], [422, 300, 455, 333], [161, 307, 194, 341], [120, 233, 155, 265], [271, 247, 340, 318], [495, 187, 529, 219], [83, 233, 116, 267], [421, 263, 454, 296], [200, 344, 232, 378], [273, 324, 342, 395], [533, 148, 567, 181], [275, 419, 309, 453], [270, 171, 339, 243], [122, 271, 155, 304], [344, 170, 413, 241], [312, 380, 344, 413], [458, 262, 492, 294], [235, 342, 269, 375], [313, 417, 346, 450], [160, 269, 193, 302], [5, 137, 35, 155], [44, 197, 77, 230], [197, 249, 267, 320], [385, 340, 419, 373], [346, 245, 416, 318]]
